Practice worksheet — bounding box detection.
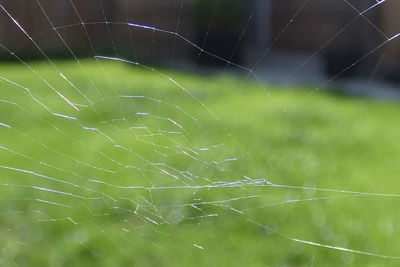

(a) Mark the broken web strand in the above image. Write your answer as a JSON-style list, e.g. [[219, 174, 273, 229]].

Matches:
[[169, 0, 185, 70]]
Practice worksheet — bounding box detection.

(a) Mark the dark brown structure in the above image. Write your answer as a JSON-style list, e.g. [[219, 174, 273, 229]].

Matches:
[[268, 0, 400, 78], [0, 0, 186, 60], [0, 0, 399, 80]]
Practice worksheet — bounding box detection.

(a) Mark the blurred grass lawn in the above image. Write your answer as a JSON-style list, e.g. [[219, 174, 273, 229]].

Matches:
[[1, 60, 400, 266]]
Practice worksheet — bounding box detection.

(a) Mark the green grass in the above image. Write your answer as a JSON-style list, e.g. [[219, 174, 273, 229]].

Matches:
[[1, 60, 400, 266]]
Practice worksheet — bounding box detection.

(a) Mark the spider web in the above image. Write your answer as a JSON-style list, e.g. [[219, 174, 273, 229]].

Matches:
[[0, 0, 400, 265]]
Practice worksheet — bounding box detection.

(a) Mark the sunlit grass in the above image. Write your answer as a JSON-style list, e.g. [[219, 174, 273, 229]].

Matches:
[[1, 60, 400, 266]]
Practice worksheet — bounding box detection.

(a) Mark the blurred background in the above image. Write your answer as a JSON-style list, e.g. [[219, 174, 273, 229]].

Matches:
[[2, 1, 400, 266], [1, 0, 400, 88]]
